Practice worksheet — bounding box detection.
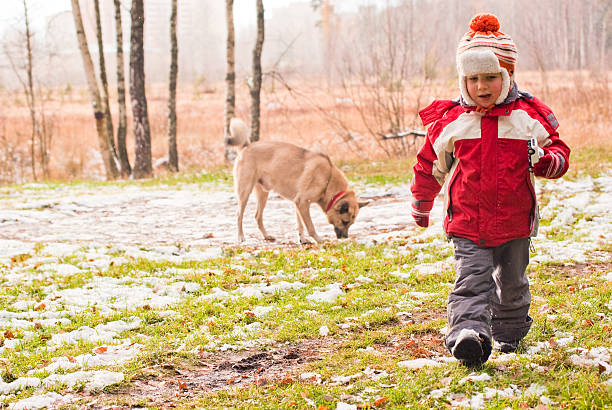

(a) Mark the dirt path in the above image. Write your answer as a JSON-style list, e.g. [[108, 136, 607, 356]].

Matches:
[[68, 325, 448, 409]]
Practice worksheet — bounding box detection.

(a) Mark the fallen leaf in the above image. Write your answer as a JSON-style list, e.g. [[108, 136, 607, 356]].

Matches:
[[66, 355, 76, 363], [35, 303, 46, 311], [582, 319, 594, 327], [374, 396, 389, 406], [279, 374, 295, 385], [177, 380, 187, 390], [93, 346, 108, 354], [3, 330, 14, 339], [318, 406, 330, 410]]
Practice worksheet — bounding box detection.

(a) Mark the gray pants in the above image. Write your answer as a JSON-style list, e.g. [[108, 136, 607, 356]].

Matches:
[[445, 237, 533, 351]]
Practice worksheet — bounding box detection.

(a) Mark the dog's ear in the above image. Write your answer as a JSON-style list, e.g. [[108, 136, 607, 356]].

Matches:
[[358, 199, 370, 208]]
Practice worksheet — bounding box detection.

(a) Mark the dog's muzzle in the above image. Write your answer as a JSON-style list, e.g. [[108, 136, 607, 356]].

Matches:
[[334, 227, 348, 239]]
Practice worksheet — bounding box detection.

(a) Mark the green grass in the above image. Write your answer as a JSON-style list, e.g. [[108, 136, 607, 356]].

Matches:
[[564, 143, 612, 179], [0, 159, 610, 408]]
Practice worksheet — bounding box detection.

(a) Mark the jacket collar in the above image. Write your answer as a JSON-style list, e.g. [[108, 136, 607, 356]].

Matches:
[[459, 81, 520, 115]]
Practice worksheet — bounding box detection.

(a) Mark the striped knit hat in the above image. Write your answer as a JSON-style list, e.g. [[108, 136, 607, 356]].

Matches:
[[456, 13, 518, 106]]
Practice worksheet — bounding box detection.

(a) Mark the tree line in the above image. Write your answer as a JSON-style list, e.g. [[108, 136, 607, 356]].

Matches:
[[4, 0, 611, 181], [13, 0, 266, 181], [70, 0, 265, 180]]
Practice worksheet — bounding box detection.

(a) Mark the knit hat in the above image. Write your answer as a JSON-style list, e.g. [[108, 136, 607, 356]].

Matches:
[[456, 13, 518, 106]]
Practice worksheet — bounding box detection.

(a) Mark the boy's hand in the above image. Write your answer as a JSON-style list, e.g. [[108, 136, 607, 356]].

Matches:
[[533, 152, 566, 179], [411, 199, 434, 227]]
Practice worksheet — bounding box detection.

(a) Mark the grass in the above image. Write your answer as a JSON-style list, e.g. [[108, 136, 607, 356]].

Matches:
[[0, 157, 610, 408]]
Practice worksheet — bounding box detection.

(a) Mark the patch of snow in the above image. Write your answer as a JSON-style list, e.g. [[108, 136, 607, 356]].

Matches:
[[307, 283, 344, 303], [525, 383, 548, 396], [459, 372, 491, 384], [397, 358, 441, 369], [0, 377, 41, 394], [9, 392, 65, 410], [43, 370, 124, 391]]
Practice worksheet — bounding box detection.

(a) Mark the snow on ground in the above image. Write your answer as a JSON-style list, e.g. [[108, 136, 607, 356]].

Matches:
[[0, 172, 610, 407], [0, 174, 610, 260]]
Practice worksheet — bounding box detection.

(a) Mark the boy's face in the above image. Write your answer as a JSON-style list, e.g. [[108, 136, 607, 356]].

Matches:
[[466, 72, 503, 108]]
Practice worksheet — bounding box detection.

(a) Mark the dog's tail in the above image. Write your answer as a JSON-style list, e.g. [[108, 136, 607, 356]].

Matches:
[[225, 118, 250, 148]]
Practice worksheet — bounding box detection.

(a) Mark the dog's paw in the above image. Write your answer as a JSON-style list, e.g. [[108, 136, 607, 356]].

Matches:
[[299, 237, 313, 245], [264, 235, 276, 242]]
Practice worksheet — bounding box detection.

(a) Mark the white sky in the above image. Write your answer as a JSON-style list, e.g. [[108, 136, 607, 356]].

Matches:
[[0, 0, 383, 34]]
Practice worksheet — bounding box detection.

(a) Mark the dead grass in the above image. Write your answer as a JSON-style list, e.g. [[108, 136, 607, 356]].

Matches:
[[1, 70, 610, 183]]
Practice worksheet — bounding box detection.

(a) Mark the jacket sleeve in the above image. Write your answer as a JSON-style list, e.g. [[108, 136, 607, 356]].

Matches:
[[535, 135, 570, 179], [410, 124, 445, 202], [411, 100, 460, 202], [524, 95, 570, 179]]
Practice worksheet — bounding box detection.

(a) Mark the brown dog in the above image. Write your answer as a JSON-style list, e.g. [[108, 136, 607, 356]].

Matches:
[[226, 118, 365, 244]]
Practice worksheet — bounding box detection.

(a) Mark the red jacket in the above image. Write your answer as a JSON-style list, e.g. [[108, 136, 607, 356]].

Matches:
[[411, 92, 570, 247]]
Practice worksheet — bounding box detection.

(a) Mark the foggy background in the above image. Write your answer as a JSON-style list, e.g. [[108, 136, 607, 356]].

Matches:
[[1, 0, 610, 89]]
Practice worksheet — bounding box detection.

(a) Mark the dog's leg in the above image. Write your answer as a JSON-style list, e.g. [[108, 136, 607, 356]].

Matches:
[[236, 198, 248, 243], [235, 173, 255, 244], [295, 207, 310, 244], [254, 184, 275, 241], [295, 199, 323, 243]]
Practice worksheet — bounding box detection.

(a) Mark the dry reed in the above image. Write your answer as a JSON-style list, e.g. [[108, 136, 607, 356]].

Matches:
[[0, 70, 609, 183]]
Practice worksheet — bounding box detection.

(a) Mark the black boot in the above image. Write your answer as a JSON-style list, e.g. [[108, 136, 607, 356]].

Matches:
[[452, 329, 492, 367]]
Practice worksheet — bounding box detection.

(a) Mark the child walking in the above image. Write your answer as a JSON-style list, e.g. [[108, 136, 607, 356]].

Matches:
[[410, 13, 570, 366]]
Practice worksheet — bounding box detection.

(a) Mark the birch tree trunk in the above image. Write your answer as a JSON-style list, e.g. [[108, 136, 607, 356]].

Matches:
[[114, 0, 131, 177], [250, 0, 264, 142], [22, 0, 38, 180], [224, 0, 236, 160], [168, 0, 179, 172], [71, 0, 119, 180], [130, 0, 152, 179], [94, 0, 118, 169]]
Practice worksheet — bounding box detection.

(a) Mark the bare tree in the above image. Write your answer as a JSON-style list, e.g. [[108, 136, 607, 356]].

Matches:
[[94, 0, 118, 172], [168, 0, 179, 172], [130, 0, 152, 178], [22, 0, 39, 179], [224, 0, 236, 160], [3, 1, 56, 181], [71, 0, 119, 179], [320, 0, 334, 88], [114, 0, 131, 177], [249, 0, 265, 142]]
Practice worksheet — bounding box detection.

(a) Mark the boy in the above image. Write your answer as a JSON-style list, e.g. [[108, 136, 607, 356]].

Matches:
[[410, 13, 570, 366]]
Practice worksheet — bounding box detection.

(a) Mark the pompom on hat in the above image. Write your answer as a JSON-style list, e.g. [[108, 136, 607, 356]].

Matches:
[[456, 13, 518, 106]]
